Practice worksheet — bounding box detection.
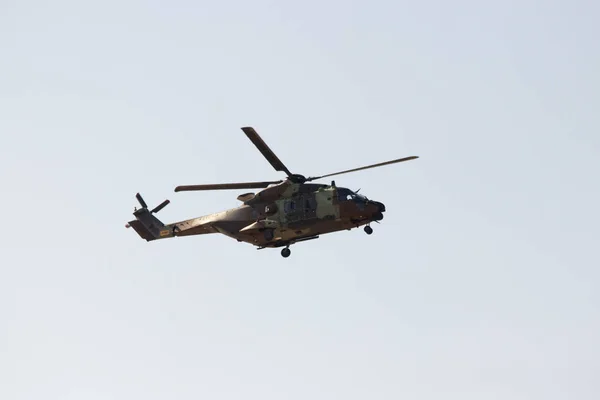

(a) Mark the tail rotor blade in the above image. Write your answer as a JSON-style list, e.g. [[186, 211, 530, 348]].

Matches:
[[136, 193, 148, 209], [151, 199, 170, 214]]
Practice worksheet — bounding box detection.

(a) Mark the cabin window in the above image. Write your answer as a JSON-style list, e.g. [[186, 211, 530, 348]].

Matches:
[[284, 200, 296, 213], [305, 197, 317, 210]]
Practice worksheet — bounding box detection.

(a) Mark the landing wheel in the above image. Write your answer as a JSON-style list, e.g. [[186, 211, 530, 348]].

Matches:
[[281, 247, 291, 258], [364, 225, 373, 235]]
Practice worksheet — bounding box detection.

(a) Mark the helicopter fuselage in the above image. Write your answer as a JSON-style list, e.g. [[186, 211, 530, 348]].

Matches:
[[128, 182, 385, 249]]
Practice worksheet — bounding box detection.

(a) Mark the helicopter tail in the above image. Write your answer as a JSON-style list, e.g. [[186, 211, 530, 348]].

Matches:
[[126, 193, 174, 241]]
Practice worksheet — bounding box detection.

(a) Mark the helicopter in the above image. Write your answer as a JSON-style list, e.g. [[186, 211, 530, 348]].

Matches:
[[126, 126, 418, 257]]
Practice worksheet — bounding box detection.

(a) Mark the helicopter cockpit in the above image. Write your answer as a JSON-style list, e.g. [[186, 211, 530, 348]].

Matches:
[[337, 187, 368, 203]]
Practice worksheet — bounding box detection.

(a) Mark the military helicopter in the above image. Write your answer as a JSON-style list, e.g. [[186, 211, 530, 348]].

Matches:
[[126, 127, 418, 257]]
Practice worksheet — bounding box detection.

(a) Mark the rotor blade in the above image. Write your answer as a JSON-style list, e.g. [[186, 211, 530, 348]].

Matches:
[[135, 193, 148, 208], [241, 127, 293, 176], [151, 199, 170, 214], [174, 181, 281, 192], [306, 156, 419, 181]]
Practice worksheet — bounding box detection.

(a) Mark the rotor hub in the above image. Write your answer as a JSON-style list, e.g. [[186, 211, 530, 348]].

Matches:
[[288, 174, 307, 184]]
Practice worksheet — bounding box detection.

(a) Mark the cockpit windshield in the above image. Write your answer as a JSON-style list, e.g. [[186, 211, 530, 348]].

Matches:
[[337, 188, 367, 202], [353, 192, 368, 202]]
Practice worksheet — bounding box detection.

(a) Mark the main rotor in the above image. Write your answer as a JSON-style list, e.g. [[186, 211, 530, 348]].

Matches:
[[174, 127, 418, 193]]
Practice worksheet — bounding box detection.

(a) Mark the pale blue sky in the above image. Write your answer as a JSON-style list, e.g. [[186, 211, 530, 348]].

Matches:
[[1, 1, 599, 399]]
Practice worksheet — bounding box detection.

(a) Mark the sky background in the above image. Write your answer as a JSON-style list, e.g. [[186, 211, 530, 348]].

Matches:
[[1, 1, 599, 399]]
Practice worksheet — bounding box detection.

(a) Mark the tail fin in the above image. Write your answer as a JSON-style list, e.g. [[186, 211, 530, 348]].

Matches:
[[126, 193, 173, 241]]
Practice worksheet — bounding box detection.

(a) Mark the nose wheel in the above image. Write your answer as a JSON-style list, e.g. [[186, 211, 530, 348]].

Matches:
[[364, 225, 373, 235], [281, 247, 291, 258]]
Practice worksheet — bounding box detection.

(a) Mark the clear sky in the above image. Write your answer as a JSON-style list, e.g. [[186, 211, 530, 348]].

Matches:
[[1, 1, 599, 399]]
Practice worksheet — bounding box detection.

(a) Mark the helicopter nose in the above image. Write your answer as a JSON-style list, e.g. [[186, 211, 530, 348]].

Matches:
[[372, 201, 385, 212]]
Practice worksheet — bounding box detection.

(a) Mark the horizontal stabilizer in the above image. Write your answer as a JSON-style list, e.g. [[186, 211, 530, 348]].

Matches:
[[128, 219, 158, 241]]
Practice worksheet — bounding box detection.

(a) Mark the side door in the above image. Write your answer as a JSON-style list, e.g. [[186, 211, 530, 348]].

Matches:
[[303, 193, 317, 220]]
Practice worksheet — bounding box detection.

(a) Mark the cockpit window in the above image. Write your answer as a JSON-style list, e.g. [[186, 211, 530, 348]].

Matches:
[[337, 188, 366, 202], [337, 188, 352, 201], [354, 192, 368, 202]]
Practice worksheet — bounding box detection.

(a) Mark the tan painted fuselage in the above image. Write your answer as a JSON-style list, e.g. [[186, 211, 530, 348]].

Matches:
[[133, 181, 385, 248]]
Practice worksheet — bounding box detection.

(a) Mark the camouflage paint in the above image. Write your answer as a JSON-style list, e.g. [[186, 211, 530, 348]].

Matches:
[[127, 126, 414, 253], [127, 182, 385, 248]]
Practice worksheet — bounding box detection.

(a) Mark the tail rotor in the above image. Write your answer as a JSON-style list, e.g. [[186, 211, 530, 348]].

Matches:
[[127, 193, 171, 241], [135, 192, 170, 214]]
